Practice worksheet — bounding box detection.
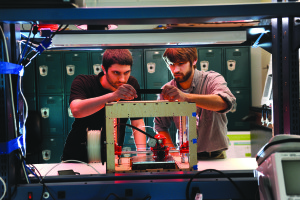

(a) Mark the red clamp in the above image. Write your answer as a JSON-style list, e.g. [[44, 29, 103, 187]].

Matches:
[[179, 141, 189, 154], [115, 143, 122, 156]]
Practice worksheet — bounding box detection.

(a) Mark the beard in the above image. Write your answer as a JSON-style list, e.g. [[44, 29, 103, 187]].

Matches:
[[106, 74, 126, 90], [174, 68, 193, 83]]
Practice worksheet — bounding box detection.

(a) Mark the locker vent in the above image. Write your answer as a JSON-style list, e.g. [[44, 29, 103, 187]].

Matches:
[[233, 52, 241, 56], [152, 54, 161, 59], [72, 56, 81, 61], [46, 56, 54, 61], [206, 52, 214, 57]]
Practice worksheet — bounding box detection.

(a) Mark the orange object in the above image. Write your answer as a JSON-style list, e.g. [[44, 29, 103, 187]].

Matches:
[[37, 24, 59, 31]]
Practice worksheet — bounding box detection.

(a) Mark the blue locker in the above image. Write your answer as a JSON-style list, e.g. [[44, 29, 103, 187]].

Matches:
[[198, 48, 223, 75], [38, 95, 64, 136], [36, 52, 63, 94], [39, 136, 64, 163], [64, 52, 89, 94], [90, 50, 105, 75], [225, 47, 250, 88], [227, 88, 251, 131]]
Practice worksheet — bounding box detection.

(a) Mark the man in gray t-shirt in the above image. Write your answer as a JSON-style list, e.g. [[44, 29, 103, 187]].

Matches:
[[154, 48, 236, 159]]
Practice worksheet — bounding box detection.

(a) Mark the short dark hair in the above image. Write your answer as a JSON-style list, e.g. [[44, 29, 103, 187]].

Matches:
[[102, 49, 133, 72], [163, 48, 198, 68]]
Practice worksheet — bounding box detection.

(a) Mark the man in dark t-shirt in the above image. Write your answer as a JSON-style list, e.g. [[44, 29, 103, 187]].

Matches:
[[62, 49, 146, 163]]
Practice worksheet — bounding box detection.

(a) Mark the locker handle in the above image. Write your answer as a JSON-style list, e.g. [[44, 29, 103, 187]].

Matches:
[[39, 65, 48, 76], [66, 65, 75, 76], [227, 60, 236, 71], [41, 107, 49, 118]]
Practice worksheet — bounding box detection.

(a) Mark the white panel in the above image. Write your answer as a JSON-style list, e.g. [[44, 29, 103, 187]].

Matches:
[[51, 31, 246, 47]]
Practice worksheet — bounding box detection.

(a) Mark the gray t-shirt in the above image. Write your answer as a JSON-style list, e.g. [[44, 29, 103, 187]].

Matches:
[[154, 69, 236, 153]]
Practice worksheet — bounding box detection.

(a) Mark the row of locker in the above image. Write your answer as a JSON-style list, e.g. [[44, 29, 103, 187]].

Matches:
[[23, 47, 250, 95], [23, 47, 251, 163]]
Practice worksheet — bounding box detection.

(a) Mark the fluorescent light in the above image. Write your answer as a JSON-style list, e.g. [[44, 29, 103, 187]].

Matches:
[[50, 31, 246, 47]]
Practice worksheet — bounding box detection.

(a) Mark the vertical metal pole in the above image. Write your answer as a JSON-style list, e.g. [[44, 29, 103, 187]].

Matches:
[[272, 0, 300, 136], [272, 17, 284, 135], [282, 17, 300, 135]]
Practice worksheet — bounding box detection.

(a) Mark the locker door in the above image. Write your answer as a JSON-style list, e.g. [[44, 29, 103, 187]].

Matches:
[[90, 50, 105, 75], [198, 48, 223, 75], [227, 88, 250, 131], [130, 49, 144, 90], [36, 52, 63, 94], [144, 50, 171, 138], [64, 52, 89, 94], [225, 47, 250, 88], [39, 136, 64, 163], [145, 50, 170, 100], [38, 95, 64, 136]]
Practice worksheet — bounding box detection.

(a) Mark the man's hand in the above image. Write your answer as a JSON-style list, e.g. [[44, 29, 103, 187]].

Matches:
[[114, 84, 138, 101], [162, 85, 187, 102]]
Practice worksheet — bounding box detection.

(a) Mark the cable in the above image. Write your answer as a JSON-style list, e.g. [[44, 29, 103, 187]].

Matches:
[[118, 123, 156, 140], [42, 160, 101, 180], [50, 24, 64, 39], [0, 26, 30, 186], [104, 193, 121, 200], [61, 160, 101, 174], [0, 176, 7, 200], [18, 23, 33, 65], [185, 169, 247, 200], [141, 194, 152, 200]]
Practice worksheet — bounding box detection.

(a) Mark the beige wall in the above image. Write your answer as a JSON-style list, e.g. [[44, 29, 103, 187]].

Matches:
[[251, 47, 271, 107]]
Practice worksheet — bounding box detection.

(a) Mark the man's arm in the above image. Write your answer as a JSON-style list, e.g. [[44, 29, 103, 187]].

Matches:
[[161, 85, 228, 112], [71, 84, 138, 118], [158, 130, 175, 149], [131, 119, 146, 151]]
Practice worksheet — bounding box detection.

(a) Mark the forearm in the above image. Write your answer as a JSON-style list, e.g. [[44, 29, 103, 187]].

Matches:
[[70, 92, 117, 118], [185, 93, 228, 112], [131, 119, 147, 151], [158, 131, 175, 148]]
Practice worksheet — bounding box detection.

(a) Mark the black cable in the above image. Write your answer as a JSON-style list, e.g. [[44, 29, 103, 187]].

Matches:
[[60, 24, 69, 32], [185, 169, 247, 200], [17, 23, 33, 64], [23, 24, 38, 58], [104, 193, 122, 200], [50, 24, 63, 38], [29, 164, 57, 200], [117, 123, 156, 140], [141, 194, 152, 200]]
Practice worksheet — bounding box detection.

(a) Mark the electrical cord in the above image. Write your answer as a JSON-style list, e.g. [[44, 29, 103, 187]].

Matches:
[[50, 24, 69, 39], [0, 176, 7, 200], [104, 193, 121, 200], [25, 164, 56, 200], [185, 169, 247, 200], [42, 160, 101, 180], [117, 123, 156, 140], [61, 160, 101, 174], [18, 22, 33, 65], [0, 25, 30, 186]]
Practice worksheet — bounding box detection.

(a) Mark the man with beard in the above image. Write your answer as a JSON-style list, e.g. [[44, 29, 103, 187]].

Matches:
[[154, 48, 236, 159], [62, 49, 146, 163]]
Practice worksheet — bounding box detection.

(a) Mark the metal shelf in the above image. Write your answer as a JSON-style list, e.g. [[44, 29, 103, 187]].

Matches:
[[1, 2, 300, 25]]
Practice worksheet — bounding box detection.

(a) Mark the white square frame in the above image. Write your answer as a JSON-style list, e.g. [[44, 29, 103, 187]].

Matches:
[[105, 100, 197, 173]]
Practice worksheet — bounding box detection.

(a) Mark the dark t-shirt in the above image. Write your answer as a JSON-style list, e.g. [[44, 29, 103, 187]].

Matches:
[[62, 72, 141, 163]]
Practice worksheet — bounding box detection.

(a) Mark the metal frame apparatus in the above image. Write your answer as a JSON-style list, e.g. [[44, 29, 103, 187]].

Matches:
[[105, 101, 197, 173]]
